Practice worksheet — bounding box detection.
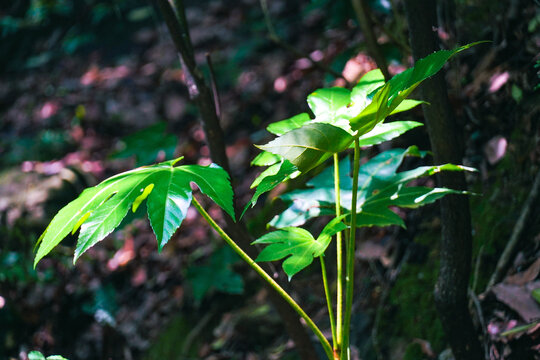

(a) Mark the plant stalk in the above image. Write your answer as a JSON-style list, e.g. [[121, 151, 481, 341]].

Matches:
[[191, 196, 334, 360], [333, 153, 344, 354], [341, 139, 360, 359], [320, 256, 337, 352]]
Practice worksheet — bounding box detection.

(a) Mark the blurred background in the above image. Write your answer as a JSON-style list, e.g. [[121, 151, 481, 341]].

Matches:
[[1, 0, 539, 359]]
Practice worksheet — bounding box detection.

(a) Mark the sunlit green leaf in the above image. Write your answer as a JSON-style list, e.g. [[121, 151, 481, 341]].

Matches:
[[257, 123, 354, 173], [34, 158, 235, 266], [349, 42, 485, 133], [266, 113, 311, 136], [251, 151, 283, 166]]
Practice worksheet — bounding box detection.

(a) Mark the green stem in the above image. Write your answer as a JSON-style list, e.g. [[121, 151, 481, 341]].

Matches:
[[320, 256, 337, 350], [341, 139, 360, 359], [334, 153, 344, 353], [191, 196, 334, 360]]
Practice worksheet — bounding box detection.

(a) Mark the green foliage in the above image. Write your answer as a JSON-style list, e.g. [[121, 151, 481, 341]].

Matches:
[[258, 122, 354, 173], [356, 121, 423, 147], [271, 146, 472, 228], [111, 122, 178, 166], [34, 157, 235, 266], [253, 216, 347, 279], [32, 42, 481, 360], [28, 351, 68, 360], [186, 246, 244, 303]]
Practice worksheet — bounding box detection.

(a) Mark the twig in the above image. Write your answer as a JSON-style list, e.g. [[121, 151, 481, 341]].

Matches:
[[486, 168, 540, 289], [205, 53, 221, 120], [468, 289, 490, 360], [471, 244, 484, 294], [182, 311, 214, 355], [351, 0, 391, 81], [259, 0, 350, 86], [367, 9, 411, 55]]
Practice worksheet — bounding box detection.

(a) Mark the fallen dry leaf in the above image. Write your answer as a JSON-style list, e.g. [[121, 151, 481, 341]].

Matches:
[[505, 258, 540, 286], [492, 282, 540, 322]]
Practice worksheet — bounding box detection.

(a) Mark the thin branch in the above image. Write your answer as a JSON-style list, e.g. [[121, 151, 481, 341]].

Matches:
[[487, 168, 540, 289], [205, 53, 221, 120], [351, 0, 391, 81], [259, 0, 351, 86]]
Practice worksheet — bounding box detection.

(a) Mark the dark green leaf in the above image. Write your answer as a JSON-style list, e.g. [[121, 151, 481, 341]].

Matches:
[[356, 121, 423, 147], [242, 160, 299, 217], [271, 147, 474, 228], [253, 217, 347, 279], [35, 158, 235, 266], [186, 246, 244, 303], [111, 122, 178, 166]]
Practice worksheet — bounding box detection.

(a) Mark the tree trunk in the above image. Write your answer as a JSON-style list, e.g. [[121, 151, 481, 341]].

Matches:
[[403, 1, 484, 359]]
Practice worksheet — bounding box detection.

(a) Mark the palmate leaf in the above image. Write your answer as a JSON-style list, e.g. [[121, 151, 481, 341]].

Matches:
[[270, 147, 474, 228], [253, 216, 348, 279], [34, 157, 235, 267]]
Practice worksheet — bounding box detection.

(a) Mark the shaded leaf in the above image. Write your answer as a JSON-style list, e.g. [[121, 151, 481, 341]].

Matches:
[[111, 122, 178, 166], [186, 246, 244, 303], [35, 158, 235, 266], [253, 216, 347, 279], [242, 160, 299, 217], [356, 120, 423, 147], [271, 147, 474, 228]]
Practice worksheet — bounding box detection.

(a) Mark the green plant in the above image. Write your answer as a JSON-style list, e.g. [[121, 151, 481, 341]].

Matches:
[[28, 350, 68, 360], [33, 43, 481, 359]]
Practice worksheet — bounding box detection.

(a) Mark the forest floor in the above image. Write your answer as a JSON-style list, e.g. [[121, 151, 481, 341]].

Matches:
[[1, 0, 539, 359]]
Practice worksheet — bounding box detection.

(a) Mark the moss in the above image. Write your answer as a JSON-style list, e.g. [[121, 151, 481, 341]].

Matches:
[[144, 314, 201, 360], [403, 343, 429, 360], [380, 230, 446, 353]]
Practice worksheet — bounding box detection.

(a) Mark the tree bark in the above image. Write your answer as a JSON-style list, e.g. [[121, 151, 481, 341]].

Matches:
[[403, 1, 484, 359], [155, 1, 319, 358]]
